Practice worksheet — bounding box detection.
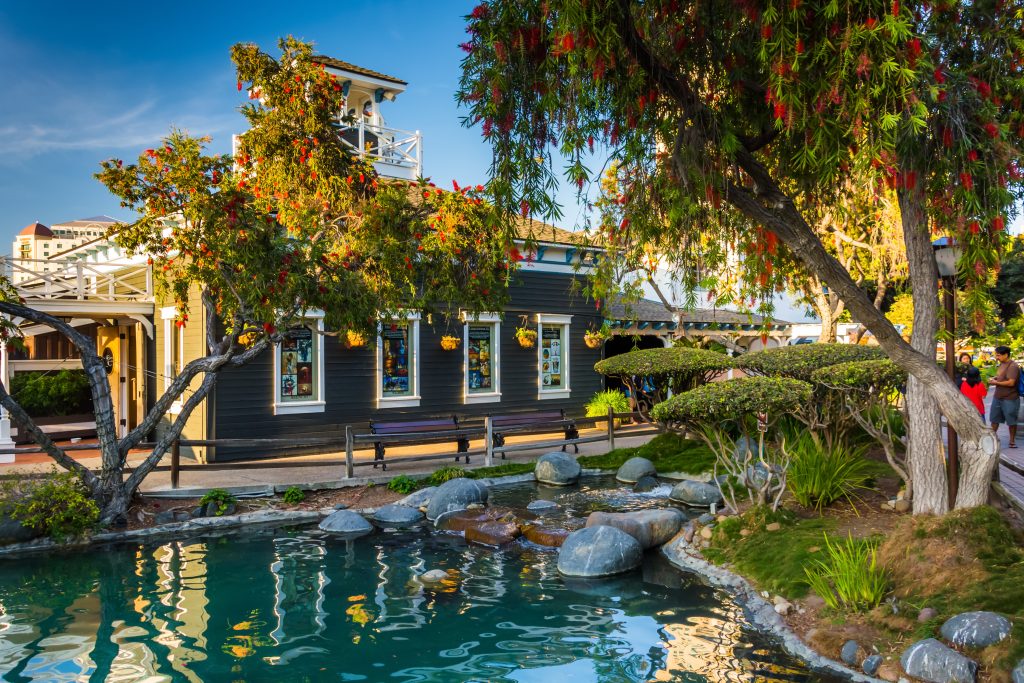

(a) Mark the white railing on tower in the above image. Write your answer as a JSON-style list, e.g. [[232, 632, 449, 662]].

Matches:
[[0, 257, 153, 302], [334, 121, 422, 179]]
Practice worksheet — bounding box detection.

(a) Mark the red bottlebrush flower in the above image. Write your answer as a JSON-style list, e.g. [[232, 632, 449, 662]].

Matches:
[[891, 0, 899, 16], [942, 127, 954, 148], [865, 17, 877, 29], [967, 150, 979, 162], [993, 215, 1006, 232], [773, 102, 787, 120], [423, 190, 431, 199], [974, 80, 992, 99], [459, 42, 474, 54], [237, 80, 243, 91], [969, 221, 980, 234], [937, 90, 947, 102], [761, 24, 773, 39], [588, 135, 594, 151], [520, 199, 530, 217], [562, 33, 575, 52], [795, 38, 805, 54], [476, 184, 484, 192], [960, 172, 974, 190], [620, 217, 630, 229], [359, 173, 365, 183], [510, 247, 524, 262], [452, 179, 460, 191], [934, 67, 946, 84], [984, 122, 999, 138], [263, 322, 276, 334], [471, 4, 487, 19]]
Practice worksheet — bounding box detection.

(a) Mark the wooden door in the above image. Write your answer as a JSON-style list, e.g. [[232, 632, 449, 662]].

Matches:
[[96, 325, 129, 438]]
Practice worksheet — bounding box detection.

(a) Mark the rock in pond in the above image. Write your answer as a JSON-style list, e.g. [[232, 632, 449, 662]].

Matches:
[[419, 569, 449, 583], [669, 480, 723, 507], [367, 504, 424, 528], [396, 486, 435, 510], [522, 525, 569, 547], [465, 520, 521, 547], [557, 525, 643, 577], [526, 499, 559, 513], [633, 475, 661, 493], [862, 655, 883, 677], [0, 514, 37, 544], [318, 510, 374, 537], [940, 611, 1012, 648], [535, 451, 581, 486], [900, 638, 977, 683], [615, 457, 656, 483], [585, 509, 684, 550], [426, 478, 489, 521]]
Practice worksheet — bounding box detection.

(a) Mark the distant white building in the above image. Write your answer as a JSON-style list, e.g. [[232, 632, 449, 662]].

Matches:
[[11, 215, 117, 282]]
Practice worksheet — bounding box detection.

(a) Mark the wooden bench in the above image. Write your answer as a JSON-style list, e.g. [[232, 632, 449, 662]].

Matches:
[[490, 409, 580, 457], [368, 417, 471, 470]]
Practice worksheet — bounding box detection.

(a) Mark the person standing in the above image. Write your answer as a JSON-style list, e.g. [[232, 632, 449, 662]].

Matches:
[[960, 366, 986, 417], [954, 351, 973, 386], [988, 345, 1020, 448]]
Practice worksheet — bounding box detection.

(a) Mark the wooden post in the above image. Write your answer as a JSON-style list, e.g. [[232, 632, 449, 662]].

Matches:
[[170, 438, 180, 489], [345, 425, 354, 479], [485, 416, 494, 467], [607, 406, 616, 451], [943, 277, 959, 505]]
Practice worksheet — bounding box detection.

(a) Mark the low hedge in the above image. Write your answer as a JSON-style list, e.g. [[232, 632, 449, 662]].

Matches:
[[811, 358, 907, 392], [738, 344, 886, 383], [652, 376, 813, 425], [595, 347, 732, 384]]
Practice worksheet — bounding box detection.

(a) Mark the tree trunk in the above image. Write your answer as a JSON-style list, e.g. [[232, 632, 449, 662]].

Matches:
[[899, 189, 949, 515], [813, 288, 837, 343]]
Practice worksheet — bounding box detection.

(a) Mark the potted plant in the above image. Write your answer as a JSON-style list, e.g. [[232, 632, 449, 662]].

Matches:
[[440, 334, 461, 351], [515, 326, 537, 349], [584, 326, 610, 349], [344, 330, 367, 349]]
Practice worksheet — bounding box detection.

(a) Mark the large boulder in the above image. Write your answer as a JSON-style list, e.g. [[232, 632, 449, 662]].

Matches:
[[426, 478, 489, 521], [318, 510, 373, 537], [557, 525, 643, 577], [669, 480, 723, 507], [633, 475, 661, 493], [522, 525, 569, 547], [940, 611, 1012, 648], [585, 509, 684, 549], [535, 451, 581, 486], [396, 486, 436, 510], [465, 521, 521, 546], [615, 457, 657, 483], [367, 504, 424, 528], [0, 514, 38, 544], [900, 638, 977, 683]]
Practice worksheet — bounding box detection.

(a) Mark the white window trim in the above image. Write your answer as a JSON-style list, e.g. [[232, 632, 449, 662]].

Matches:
[[273, 313, 326, 416], [462, 311, 501, 404], [160, 306, 184, 415], [377, 312, 421, 409], [536, 313, 572, 399]]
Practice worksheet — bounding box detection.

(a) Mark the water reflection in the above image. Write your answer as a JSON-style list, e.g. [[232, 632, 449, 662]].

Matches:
[[0, 525, 832, 682]]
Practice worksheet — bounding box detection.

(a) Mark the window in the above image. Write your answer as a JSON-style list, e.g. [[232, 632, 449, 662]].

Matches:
[[463, 312, 500, 404], [161, 306, 185, 414], [273, 316, 325, 415], [537, 314, 572, 399], [377, 313, 420, 408]]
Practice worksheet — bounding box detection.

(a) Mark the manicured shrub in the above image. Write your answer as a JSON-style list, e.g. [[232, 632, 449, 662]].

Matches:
[[9, 370, 92, 417], [199, 488, 236, 516], [282, 486, 305, 505], [804, 534, 889, 611], [784, 431, 871, 512], [0, 469, 99, 541], [652, 376, 812, 426], [386, 475, 418, 494], [585, 389, 630, 419], [425, 466, 467, 486]]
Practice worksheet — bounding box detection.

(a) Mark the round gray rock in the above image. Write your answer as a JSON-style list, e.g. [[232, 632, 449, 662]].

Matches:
[[396, 486, 436, 510], [557, 525, 643, 577], [0, 515, 37, 544], [526, 499, 559, 513], [940, 611, 1012, 648], [535, 451, 581, 486], [318, 509, 373, 537], [1012, 660, 1024, 683], [420, 569, 449, 583], [633, 475, 661, 493], [840, 640, 861, 666], [669, 480, 723, 507], [615, 457, 657, 483], [425, 478, 489, 521], [900, 638, 977, 683], [862, 655, 883, 677], [367, 504, 424, 528], [585, 509, 685, 550]]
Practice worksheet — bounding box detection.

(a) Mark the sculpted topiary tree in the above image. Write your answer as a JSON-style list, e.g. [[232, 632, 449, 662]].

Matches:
[[652, 376, 813, 512], [593, 346, 731, 420], [458, 1, 1024, 513], [0, 38, 514, 524]]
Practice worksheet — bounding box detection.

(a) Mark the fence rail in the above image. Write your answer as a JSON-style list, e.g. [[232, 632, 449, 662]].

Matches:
[[1, 257, 152, 302]]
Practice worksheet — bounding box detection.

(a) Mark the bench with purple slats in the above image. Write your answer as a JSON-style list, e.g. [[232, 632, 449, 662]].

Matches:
[[368, 416, 471, 470]]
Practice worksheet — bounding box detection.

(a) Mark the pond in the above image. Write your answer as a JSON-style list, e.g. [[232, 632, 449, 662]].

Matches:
[[0, 478, 837, 682]]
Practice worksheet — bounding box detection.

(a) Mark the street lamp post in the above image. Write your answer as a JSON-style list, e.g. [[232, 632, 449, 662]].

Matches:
[[933, 237, 961, 505]]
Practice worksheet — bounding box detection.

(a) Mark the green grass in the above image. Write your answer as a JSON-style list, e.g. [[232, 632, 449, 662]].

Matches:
[[577, 433, 716, 474], [466, 462, 537, 479]]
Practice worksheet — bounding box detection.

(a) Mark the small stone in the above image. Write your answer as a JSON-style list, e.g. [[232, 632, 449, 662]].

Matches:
[[897, 489, 906, 500], [840, 640, 862, 666], [700, 526, 714, 540], [808, 546, 821, 553], [155, 511, 177, 525], [765, 522, 781, 532], [465, 520, 521, 546], [682, 524, 696, 543], [522, 525, 569, 547], [772, 595, 789, 607], [318, 509, 373, 537], [918, 607, 938, 623], [697, 513, 715, 525], [526, 499, 559, 513], [881, 500, 895, 511], [803, 594, 826, 610], [761, 591, 770, 598], [632, 475, 661, 493], [876, 663, 901, 682], [700, 539, 710, 548], [333, 503, 349, 510], [739, 528, 752, 537], [774, 601, 792, 616], [894, 499, 911, 513], [862, 655, 883, 677], [420, 569, 449, 583], [466, 502, 484, 510], [191, 506, 205, 518], [797, 608, 806, 615], [716, 514, 730, 522], [940, 611, 1012, 648]]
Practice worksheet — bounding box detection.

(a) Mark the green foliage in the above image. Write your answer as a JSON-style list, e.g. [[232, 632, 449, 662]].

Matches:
[[594, 347, 731, 384], [425, 466, 468, 486], [386, 475, 418, 494], [739, 344, 886, 383], [577, 433, 716, 474], [804, 534, 889, 612], [811, 359, 907, 393], [652, 376, 812, 426], [784, 432, 872, 512], [9, 370, 92, 417], [466, 462, 536, 478], [994, 238, 1024, 323], [282, 486, 305, 505], [584, 389, 630, 418], [0, 470, 99, 541], [199, 488, 237, 516]]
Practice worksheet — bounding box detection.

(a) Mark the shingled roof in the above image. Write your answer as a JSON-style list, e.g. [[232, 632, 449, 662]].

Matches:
[[313, 56, 407, 86], [609, 297, 787, 326]]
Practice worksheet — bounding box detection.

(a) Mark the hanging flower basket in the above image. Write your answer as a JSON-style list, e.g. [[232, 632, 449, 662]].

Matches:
[[584, 331, 606, 349], [344, 330, 368, 349], [515, 327, 537, 349], [440, 335, 461, 351]]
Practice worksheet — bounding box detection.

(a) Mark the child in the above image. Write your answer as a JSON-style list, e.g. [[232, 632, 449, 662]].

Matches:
[[960, 366, 987, 417]]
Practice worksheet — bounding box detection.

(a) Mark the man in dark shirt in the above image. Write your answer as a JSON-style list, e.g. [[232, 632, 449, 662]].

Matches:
[[988, 345, 1021, 448]]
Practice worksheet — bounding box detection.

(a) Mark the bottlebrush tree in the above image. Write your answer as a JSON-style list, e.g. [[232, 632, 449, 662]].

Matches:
[[458, 0, 1023, 512], [0, 37, 514, 525]]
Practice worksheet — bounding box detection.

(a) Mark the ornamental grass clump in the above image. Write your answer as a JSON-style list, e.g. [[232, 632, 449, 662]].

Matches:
[[585, 389, 630, 420], [426, 466, 467, 486], [784, 431, 872, 513], [804, 533, 889, 612]]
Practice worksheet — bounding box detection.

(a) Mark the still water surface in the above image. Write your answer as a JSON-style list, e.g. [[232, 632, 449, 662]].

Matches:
[[0, 479, 835, 682]]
